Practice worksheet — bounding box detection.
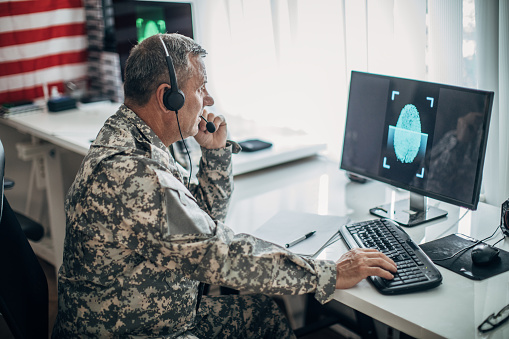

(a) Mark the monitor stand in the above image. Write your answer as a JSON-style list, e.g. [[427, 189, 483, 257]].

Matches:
[[369, 192, 448, 227]]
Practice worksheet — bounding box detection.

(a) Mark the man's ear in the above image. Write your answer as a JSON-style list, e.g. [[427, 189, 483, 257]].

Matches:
[[156, 83, 171, 112]]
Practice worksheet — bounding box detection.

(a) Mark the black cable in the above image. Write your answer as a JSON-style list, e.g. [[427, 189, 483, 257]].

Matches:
[[433, 225, 501, 261], [492, 235, 505, 247], [174, 111, 203, 310], [174, 111, 192, 190], [433, 208, 471, 240]]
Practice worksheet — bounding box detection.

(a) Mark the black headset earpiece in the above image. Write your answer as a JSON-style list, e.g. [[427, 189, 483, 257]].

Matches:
[[159, 36, 185, 111]]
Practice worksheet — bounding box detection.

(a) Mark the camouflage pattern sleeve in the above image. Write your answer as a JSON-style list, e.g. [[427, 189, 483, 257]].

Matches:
[[180, 222, 337, 304], [93, 154, 336, 305], [140, 163, 336, 304], [189, 141, 241, 222]]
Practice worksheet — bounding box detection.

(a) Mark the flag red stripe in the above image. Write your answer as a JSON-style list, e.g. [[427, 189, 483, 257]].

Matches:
[[0, 51, 88, 77], [0, 23, 86, 47], [0, 0, 89, 105], [0, 0, 83, 17], [0, 81, 67, 105]]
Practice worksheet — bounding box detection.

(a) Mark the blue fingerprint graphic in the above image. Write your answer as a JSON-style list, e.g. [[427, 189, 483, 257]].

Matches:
[[393, 104, 421, 163]]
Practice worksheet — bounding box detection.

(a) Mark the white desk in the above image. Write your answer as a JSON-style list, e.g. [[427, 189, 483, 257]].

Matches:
[[2, 105, 507, 338], [0, 102, 325, 268], [226, 156, 508, 339], [1, 102, 326, 174]]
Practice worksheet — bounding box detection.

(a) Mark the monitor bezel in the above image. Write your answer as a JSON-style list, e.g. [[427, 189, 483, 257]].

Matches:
[[340, 71, 494, 211]]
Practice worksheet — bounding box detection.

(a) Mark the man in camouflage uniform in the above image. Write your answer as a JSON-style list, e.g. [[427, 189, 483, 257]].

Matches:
[[53, 33, 396, 338]]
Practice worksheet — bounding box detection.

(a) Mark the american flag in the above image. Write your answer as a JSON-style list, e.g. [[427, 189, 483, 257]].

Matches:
[[0, 0, 88, 104]]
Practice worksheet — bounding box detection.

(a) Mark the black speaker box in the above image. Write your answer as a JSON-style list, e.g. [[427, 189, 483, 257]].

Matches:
[[47, 97, 77, 112]]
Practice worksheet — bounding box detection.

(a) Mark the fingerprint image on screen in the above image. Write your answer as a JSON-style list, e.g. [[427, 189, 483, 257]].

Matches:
[[385, 101, 428, 184], [394, 104, 422, 164]]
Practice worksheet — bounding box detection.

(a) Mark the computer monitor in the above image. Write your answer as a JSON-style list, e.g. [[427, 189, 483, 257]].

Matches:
[[340, 71, 494, 227], [112, 0, 195, 81]]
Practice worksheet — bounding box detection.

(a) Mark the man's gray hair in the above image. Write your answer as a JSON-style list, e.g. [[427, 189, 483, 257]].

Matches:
[[123, 33, 207, 106]]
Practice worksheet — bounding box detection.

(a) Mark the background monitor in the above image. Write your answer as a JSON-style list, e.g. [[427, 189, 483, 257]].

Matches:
[[112, 0, 194, 81], [340, 71, 494, 226]]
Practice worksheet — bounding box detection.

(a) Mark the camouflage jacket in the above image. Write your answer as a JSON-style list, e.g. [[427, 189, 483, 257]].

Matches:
[[52, 105, 336, 338]]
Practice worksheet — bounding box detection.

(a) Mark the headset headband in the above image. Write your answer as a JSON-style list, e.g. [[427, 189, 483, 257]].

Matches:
[[159, 36, 180, 94]]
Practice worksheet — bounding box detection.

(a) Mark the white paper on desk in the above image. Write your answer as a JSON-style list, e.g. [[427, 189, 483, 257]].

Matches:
[[250, 211, 349, 256]]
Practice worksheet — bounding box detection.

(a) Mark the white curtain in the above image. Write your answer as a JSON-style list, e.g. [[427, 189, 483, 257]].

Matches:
[[198, 0, 428, 158], [475, 0, 509, 206], [198, 0, 346, 156], [197, 0, 509, 206]]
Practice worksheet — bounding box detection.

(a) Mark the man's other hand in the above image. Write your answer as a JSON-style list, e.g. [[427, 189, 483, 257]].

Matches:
[[195, 109, 227, 149], [335, 248, 397, 289]]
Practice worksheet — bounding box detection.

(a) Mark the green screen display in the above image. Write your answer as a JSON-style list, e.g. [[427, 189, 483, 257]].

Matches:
[[113, 1, 194, 80], [136, 6, 166, 41]]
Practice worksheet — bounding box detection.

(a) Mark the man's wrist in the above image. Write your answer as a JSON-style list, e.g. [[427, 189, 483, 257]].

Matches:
[[201, 140, 241, 155], [200, 141, 239, 172]]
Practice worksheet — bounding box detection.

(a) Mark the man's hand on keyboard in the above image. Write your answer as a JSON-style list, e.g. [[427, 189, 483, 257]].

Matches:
[[335, 248, 397, 289]]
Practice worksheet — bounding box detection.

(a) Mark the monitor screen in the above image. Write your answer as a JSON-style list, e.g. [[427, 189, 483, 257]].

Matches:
[[112, 0, 194, 81], [340, 71, 494, 226]]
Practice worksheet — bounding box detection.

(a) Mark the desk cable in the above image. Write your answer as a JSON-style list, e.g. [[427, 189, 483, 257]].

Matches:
[[433, 208, 471, 240], [305, 218, 351, 260], [433, 224, 501, 262]]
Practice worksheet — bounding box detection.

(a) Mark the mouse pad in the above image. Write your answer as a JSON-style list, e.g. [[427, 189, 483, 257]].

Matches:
[[419, 234, 509, 281]]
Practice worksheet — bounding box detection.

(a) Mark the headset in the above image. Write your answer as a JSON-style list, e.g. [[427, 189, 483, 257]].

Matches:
[[158, 35, 216, 133], [159, 36, 185, 112], [158, 35, 217, 190]]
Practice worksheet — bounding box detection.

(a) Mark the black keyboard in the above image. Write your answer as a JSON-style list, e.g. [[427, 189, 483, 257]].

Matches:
[[339, 218, 442, 294]]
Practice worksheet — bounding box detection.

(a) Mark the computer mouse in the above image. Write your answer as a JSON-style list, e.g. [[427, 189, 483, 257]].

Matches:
[[471, 243, 500, 266]]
